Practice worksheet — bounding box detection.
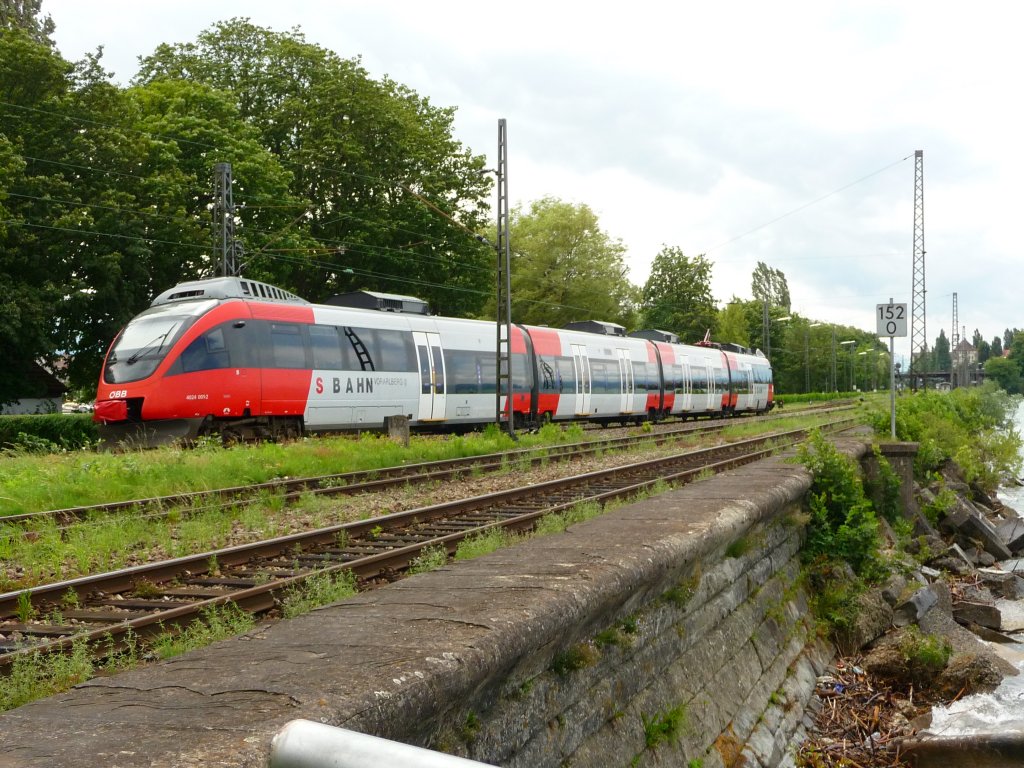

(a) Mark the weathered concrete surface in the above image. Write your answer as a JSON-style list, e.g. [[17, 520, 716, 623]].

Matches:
[[0, 441, 867, 768]]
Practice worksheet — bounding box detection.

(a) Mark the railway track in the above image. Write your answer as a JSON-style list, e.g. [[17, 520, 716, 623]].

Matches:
[[0, 416, 855, 671], [3, 403, 855, 530]]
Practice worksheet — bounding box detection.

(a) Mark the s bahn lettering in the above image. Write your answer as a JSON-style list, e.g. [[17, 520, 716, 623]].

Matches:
[[314, 376, 374, 395], [346, 377, 373, 394]]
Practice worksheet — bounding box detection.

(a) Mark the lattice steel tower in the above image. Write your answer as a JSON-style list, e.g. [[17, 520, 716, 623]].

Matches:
[[910, 150, 926, 389], [213, 162, 243, 277], [951, 293, 959, 388], [494, 119, 514, 437]]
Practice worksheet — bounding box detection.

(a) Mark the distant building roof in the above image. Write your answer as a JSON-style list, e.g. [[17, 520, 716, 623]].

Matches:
[[18, 361, 67, 399]]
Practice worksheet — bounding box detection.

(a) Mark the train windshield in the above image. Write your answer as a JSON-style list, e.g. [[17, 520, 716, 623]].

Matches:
[[104, 303, 207, 384]]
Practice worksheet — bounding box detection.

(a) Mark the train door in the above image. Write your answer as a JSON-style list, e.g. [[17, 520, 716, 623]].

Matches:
[[413, 331, 446, 421], [571, 344, 592, 415], [678, 361, 690, 414], [617, 348, 635, 413]]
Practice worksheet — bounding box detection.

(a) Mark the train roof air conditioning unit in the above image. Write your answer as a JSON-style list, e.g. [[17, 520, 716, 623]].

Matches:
[[563, 320, 626, 337], [325, 290, 430, 315]]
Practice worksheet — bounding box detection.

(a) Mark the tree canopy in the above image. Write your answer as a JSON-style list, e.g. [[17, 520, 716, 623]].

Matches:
[[501, 197, 637, 328], [639, 246, 716, 344], [134, 19, 494, 316], [0, 0, 53, 45], [750, 261, 790, 313], [0, 20, 496, 401], [715, 298, 750, 347]]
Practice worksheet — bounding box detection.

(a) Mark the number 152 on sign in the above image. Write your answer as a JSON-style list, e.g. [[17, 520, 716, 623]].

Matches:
[[876, 303, 907, 338]]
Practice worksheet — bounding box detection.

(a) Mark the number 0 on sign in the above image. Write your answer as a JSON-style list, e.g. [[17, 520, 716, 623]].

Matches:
[[876, 303, 908, 338]]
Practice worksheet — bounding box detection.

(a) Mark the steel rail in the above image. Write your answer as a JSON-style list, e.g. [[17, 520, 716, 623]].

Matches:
[[0, 417, 856, 670], [2, 405, 854, 529]]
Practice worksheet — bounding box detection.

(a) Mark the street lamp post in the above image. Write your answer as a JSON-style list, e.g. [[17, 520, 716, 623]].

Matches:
[[839, 340, 856, 392], [805, 328, 811, 393], [763, 309, 791, 361], [827, 327, 835, 393], [807, 322, 823, 393]]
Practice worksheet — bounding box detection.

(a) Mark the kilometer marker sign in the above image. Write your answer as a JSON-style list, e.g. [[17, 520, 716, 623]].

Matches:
[[877, 303, 907, 338]]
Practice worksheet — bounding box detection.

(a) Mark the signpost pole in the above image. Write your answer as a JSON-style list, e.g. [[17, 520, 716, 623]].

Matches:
[[877, 297, 906, 441], [890, 335, 896, 439]]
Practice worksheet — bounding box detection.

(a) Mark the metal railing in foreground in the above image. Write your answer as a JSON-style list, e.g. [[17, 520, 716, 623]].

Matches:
[[269, 719, 498, 768]]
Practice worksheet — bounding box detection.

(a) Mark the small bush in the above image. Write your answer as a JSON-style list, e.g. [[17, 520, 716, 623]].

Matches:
[[0, 414, 98, 453], [899, 626, 953, 687], [408, 545, 448, 574], [797, 431, 883, 579], [280, 570, 357, 618], [550, 643, 598, 675], [642, 704, 687, 748]]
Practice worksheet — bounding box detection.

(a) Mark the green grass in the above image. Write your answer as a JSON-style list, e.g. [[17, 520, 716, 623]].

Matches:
[[0, 428, 536, 516], [0, 410, 855, 518], [0, 640, 95, 712], [0, 602, 261, 714], [280, 570, 358, 619], [408, 545, 449, 574], [149, 602, 256, 659], [455, 528, 515, 560]]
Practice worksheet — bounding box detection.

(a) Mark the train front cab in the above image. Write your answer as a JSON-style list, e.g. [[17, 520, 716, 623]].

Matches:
[[94, 299, 271, 445]]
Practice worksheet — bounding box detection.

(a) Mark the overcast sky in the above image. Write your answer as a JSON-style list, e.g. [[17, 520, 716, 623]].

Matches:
[[45, 1, 1023, 364]]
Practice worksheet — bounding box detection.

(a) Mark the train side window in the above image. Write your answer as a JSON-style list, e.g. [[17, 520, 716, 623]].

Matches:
[[538, 357, 556, 392], [375, 329, 417, 371], [431, 343, 445, 395], [510, 354, 530, 392], [590, 360, 613, 394], [310, 325, 344, 369], [180, 328, 231, 373], [693, 366, 708, 395], [478, 354, 497, 394], [556, 357, 574, 394], [446, 350, 477, 394], [270, 323, 307, 369], [416, 342, 431, 394]]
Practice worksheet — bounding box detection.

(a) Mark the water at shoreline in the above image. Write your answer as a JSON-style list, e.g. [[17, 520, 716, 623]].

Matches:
[[927, 398, 1024, 737], [997, 400, 1024, 515]]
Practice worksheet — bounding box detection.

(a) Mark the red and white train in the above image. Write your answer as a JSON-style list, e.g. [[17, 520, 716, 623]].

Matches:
[[93, 277, 774, 445]]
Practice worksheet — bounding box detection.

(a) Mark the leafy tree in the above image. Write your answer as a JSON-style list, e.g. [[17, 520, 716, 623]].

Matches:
[[0, 0, 53, 45], [750, 261, 790, 313], [1005, 328, 1020, 351], [1011, 331, 1024, 377], [716, 298, 750, 347], [502, 197, 637, 328], [932, 329, 951, 372], [0, 29, 73, 403], [973, 329, 990, 365], [639, 246, 717, 344], [984, 356, 1022, 395], [992, 336, 1003, 359], [54, 77, 309, 391], [134, 19, 493, 316], [0, 29, 310, 395]]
